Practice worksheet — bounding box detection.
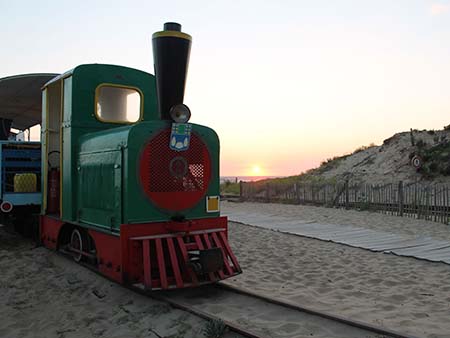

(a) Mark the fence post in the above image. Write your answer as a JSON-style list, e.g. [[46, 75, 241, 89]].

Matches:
[[414, 182, 418, 219], [345, 179, 349, 209], [398, 181, 404, 217], [434, 186, 437, 222], [239, 181, 243, 199], [447, 187, 449, 224]]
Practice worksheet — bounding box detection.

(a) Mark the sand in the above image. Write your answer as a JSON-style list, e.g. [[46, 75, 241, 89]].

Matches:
[[1, 226, 381, 338], [223, 201, 450, 338], [3, 200, 450, 338], [0, 228, 215, 338]]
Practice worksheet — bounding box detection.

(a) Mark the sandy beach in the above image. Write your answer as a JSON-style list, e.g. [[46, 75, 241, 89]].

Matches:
[[0, 227, 213, 338], [2, 201, 450, 337], [223, 201, 450, 338]]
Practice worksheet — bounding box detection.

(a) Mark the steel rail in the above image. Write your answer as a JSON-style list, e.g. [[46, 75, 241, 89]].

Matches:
[[216, 282, 421, 338], [56, 248, 261, 338], [149, 292, 263, 338]]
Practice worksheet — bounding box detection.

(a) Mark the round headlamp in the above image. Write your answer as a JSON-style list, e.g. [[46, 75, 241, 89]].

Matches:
[[169, 104, 191, 123]]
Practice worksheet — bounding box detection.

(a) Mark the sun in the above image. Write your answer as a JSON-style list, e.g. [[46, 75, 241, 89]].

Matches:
[[251, 165, 262, 176]]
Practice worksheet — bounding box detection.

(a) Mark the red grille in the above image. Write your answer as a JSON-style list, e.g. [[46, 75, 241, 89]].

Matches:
[[139, 128, 211, 211]]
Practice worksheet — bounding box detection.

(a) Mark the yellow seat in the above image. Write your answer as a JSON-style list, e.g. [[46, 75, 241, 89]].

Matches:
[[14, 173, 37, 192]]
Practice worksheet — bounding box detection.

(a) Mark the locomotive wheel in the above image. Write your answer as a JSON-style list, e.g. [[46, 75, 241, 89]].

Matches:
[[70, 229, 84, 262]]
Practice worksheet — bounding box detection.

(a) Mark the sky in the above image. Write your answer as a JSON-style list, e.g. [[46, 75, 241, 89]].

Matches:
[[1, 0, 450, 176]]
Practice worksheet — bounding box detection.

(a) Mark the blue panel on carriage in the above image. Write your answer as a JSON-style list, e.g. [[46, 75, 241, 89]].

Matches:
[[0, 141, 41, 203], [3, 192, 41, 206]]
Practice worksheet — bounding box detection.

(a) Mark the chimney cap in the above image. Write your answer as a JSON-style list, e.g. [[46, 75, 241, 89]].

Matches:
[[164, 22, 181, 32]]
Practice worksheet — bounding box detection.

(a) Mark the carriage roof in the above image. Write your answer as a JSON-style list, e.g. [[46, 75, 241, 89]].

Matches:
[[0, 73, 59, 130]]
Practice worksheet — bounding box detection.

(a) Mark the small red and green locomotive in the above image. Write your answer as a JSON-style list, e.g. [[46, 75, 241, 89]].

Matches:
[[39, 23, 241, 290]]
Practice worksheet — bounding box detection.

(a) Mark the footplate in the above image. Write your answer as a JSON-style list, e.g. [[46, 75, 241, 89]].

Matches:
[[130, 228, 241, 290]]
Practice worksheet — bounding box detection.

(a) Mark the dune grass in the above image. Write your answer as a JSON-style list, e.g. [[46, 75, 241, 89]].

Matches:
[[220, 181, 240, 195]]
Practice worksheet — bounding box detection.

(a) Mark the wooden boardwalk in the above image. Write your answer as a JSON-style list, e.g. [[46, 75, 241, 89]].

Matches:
[[225, 211, 450, 264]]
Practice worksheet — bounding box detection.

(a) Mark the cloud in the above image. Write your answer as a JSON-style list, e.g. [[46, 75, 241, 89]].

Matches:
[[430, 3, 450, 15]]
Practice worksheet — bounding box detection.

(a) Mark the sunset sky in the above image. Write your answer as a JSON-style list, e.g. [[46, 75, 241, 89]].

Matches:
[[1, 0, 450, 176]]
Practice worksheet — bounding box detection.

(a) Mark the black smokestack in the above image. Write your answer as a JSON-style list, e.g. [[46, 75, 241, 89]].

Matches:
[[152, 22, 192, 120]]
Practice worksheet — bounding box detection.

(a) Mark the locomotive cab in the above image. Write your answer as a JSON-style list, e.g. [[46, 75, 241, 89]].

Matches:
[[41, 64, 159, 219], [40, 23, 241, 290]]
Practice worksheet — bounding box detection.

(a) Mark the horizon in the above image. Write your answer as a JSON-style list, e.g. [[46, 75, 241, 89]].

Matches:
[[2, 1, 449, 176]]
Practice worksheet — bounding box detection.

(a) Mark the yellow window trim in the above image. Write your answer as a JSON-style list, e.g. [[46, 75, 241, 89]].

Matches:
[[94, 83, 144, 124]]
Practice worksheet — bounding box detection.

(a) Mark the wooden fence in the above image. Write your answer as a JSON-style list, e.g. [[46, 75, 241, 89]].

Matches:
[[239, 180, 450, 225]]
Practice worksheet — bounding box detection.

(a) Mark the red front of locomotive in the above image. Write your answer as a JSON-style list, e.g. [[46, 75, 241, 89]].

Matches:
[[116, 120, 242, 290]]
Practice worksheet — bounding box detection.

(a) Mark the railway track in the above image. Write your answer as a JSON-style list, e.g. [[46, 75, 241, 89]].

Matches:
[[62, 250, 419, 338], [151, 282, 421, 338]]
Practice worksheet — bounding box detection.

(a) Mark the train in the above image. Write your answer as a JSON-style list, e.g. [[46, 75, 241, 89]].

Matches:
[[2, 22, 241, 290], [0, 73, 58, 234]]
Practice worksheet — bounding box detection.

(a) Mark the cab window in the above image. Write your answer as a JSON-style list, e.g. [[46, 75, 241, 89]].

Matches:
[[95, 85, 142, 123]]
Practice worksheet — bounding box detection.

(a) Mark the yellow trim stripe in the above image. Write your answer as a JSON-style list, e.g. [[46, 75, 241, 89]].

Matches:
[[152, 31, 192, 41]]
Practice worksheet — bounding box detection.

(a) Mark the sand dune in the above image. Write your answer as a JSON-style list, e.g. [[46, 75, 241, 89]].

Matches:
[[309, 128, 450, 185]]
